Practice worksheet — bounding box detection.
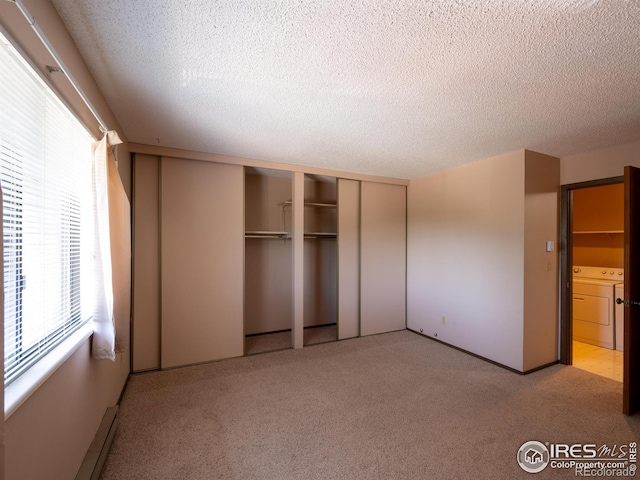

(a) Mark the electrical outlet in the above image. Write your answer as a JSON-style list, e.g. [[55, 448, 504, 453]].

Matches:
[[442, 316, 446, 325]]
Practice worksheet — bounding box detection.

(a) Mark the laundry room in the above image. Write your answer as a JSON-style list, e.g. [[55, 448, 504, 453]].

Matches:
[[571, 182, 624, 381]]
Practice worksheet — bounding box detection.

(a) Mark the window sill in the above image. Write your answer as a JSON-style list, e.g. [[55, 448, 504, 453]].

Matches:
[[4, 323, 94, 420]]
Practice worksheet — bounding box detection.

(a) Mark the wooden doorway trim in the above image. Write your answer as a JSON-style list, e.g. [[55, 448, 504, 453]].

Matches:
[[623, 166, 640, 415], [559, 176, 623, 366]]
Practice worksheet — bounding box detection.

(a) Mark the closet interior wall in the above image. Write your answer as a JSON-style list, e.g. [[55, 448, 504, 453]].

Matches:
[[244, 170, 338, 345], [244, 169, 293, 338], [303, 175, 338, 337]]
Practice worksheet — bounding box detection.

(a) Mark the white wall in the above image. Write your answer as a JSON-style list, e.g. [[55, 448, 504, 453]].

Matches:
[[407, 149, 561, 372], [4, 344, 128, 480], [407, 151, 526, 371], [523, 151, 560, 371], [561, 139, 640, 185]]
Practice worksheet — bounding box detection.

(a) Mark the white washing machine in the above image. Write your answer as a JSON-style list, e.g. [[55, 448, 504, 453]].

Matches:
[[615, 282, 625, 352], [572, 266, 624, 350]]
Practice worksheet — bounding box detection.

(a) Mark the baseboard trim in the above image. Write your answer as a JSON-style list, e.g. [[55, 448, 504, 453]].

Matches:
[[407, 329, 558, 375], [75, 406, 118, 480], [522, 360, 560, 374]]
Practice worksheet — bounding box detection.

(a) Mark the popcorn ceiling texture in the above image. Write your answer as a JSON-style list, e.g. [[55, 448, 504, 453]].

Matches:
[[52, 0, 640, 179]]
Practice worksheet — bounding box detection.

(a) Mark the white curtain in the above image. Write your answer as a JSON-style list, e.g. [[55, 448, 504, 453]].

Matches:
[[91, 130, 131, 360]]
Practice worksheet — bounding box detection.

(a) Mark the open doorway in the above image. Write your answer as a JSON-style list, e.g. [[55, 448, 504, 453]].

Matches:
[[303, 174, 338, 347], [560, 177, 624, 382], [243, 168, 339, 355], [244, 167, 294, 355]]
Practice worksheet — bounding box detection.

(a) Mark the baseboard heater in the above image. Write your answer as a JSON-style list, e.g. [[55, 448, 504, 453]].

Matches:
[[75, 406, 119, 480]]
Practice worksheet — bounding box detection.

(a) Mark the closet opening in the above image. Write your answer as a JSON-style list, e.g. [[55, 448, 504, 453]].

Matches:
[[243, 169, 339, 354], [567, 181, 624, 382], [244, 167, 293, 354], [303, 174, 338, 346]]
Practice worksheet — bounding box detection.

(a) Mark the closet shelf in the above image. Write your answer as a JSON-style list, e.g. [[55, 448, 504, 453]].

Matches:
[[279, 200, 336, 208], [245, 230, 337, 239], [245, 230, 289, 239], [573, 230, 624, 235], [304, 232, 337, 239]]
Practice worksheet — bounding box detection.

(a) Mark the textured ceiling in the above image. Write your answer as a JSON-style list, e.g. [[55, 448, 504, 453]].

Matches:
[[51, 0, 640, 179]]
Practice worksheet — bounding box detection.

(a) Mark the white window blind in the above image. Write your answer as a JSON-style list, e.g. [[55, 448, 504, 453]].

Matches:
[[0, 31, 94, 386]]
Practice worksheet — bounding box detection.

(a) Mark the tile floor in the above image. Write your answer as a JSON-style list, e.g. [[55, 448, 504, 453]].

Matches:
[[572, 341, 623, 382]]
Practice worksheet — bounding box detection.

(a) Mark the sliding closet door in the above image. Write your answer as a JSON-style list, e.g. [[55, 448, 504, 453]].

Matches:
[[338, 179, 360, 339], [132, 154, 160, 372], [360, 182, 406, 336], [160, 158, 244, 368]]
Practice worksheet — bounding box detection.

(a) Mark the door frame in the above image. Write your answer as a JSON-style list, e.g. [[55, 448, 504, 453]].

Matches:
[[559, 175, 624, 365], [623, 165, 640, 415]]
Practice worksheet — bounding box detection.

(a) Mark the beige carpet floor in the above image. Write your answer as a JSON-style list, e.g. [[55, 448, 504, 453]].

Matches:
[[100, 330, 639, 480]]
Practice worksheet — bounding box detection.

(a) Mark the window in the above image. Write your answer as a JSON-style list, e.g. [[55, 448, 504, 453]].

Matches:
[[0, 31, 94, 386]]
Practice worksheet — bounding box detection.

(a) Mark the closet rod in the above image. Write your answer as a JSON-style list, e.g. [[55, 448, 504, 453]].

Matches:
[[278, 200, 336, 208], [305, 232, 337, 238], [245, 235, 291, 239], [245, 230, 288, 236], [12, 0, 109, 133]]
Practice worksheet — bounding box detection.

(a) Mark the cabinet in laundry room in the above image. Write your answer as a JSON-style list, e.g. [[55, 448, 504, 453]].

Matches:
[[572, 183, 624, 268]]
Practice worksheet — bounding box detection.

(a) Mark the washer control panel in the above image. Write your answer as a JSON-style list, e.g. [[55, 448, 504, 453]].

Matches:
[[573, 266, 624, 282]]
